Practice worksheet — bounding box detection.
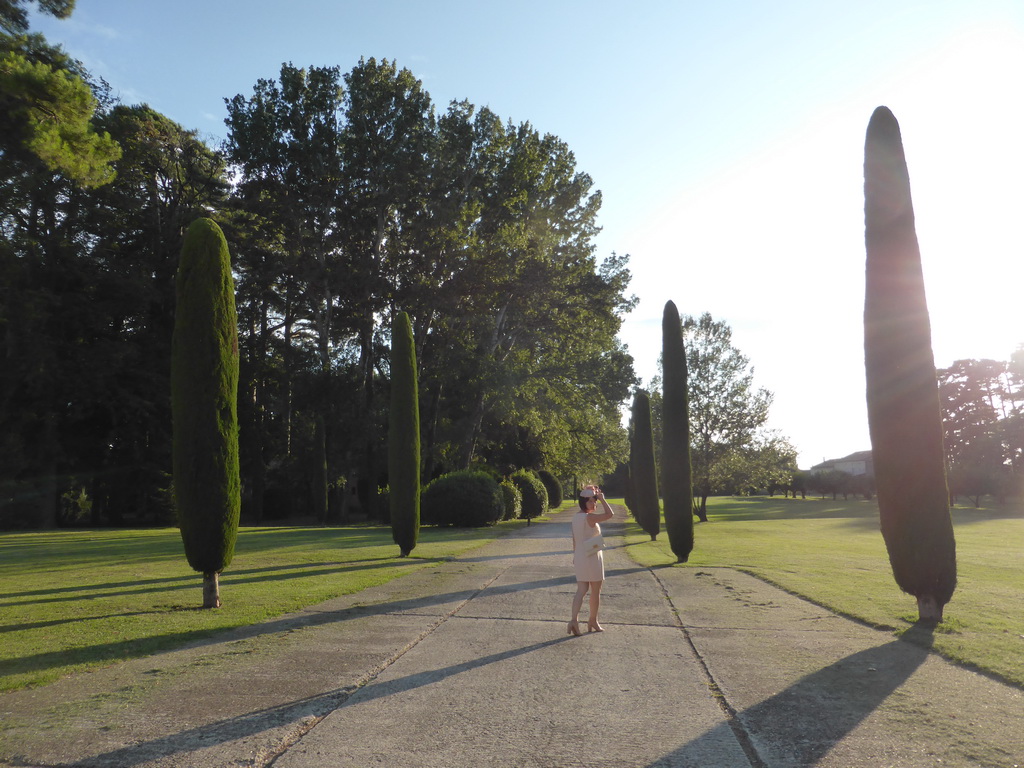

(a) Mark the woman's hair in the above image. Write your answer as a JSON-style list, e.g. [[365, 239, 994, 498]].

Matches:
[[578, 495, 593, 510]]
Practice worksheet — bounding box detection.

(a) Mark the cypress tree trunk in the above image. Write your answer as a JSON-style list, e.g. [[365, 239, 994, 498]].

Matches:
[[172, 218, 240, 609], [863, 106, 956, 623], [661, 301, 694, 562], [630, 390, 660, 541], [389, 311, 420, 557]]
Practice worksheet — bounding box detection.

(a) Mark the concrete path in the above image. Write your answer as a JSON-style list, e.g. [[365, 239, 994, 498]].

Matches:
[[1, 507, 1022, 767]]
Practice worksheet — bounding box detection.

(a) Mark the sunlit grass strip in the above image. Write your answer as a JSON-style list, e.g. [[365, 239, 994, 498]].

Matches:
[[0, 511, 562, 692], [620, 496, 1024, 687]]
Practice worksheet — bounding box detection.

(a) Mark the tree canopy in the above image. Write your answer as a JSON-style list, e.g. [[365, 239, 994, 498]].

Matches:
[[678, 312, 779, 516], [937, 354, 1024, 504], [1, 7, 120, 188], [1, 52, 636, 529]]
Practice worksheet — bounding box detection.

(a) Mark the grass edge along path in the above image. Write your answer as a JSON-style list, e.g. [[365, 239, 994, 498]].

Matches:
[[0, 506, 568, 693], [618, 495, 1024, 689]]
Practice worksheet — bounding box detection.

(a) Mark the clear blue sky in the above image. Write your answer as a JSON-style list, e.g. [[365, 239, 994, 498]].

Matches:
[[31, 0, 1024, 467]]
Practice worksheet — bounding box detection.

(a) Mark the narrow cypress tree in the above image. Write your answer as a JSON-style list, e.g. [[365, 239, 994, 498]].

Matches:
[[389, 311, 420, 556], [313, 414, 328, 524], [630, 390, 660, 540], [623, 412, 635, 515], [661, 300, 694, 562], [864, 106, 956, 623], [172, 218, 240, 609]]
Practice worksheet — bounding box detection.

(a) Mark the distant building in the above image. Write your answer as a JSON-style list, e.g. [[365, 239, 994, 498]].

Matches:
[[810, 450, 873, 476]]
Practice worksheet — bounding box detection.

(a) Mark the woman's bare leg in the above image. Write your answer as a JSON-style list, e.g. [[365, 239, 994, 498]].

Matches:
[[570, 581, 589, 624], [588, 581, 604, 631]]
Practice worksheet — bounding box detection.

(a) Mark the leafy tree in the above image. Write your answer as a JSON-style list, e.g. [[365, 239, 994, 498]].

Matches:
[[1, 50, 638, 532], [337, 58, 435, 517], [629, 390, 660, 540], [937, 359, 1008, 504], [1, 74, 224, 528], [771, 468, 807, 499], [1003, 347, 1024, 474], [388, 311, 420, 556], [808, 469, 852, 500], [171, 219, 240, 608], [1, 15, 120, 187], [224, 62, 345, 504], [709, 431, 798, 496], [84, 105, 228, 523], [679, 312, 772, 519], [413, 105, 636, 478], [1, 0, 75, 34], [661, 300, 693, 561], [864, 105, 956, 623]]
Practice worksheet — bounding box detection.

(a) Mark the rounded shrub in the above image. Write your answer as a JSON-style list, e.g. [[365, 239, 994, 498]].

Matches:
[[536, 469, 562, 508], [500, 479, 522, 520], [511, 470, 548, 523], [421, 470, 503, 527]]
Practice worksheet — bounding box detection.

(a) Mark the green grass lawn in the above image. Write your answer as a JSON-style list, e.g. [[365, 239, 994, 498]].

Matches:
[[5, 497, 1022, 694], [0, 511, 562, 692], [621, 495, 1024, 687]]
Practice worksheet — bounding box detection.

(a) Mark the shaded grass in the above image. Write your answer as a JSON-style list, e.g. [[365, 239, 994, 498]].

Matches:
[[0, 510, 562, 692], [621, 495, 1024, 687]]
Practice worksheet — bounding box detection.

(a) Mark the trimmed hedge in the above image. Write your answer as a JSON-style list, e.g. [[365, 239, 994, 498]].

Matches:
[[421, 470, 503, 527], [500, 479, 522, 520], [511, 470, 548, 523], [536, 469, 562, 508]]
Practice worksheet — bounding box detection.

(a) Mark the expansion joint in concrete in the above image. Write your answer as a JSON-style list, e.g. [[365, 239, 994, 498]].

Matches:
[[646, 566, 769, 768], [262, 563, 514, 766]]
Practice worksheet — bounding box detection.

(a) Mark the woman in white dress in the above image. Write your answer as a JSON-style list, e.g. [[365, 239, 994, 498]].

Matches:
[[568, 485, 614, 635]]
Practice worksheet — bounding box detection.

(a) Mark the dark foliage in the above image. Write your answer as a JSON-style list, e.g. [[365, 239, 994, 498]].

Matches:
[[510, 469, 548, 523], [388, 311, 420, 555], [536, 469, 562, 508], [171, 218, 240, 606], [863, 105, 956, 622], [629, 390, 660, 540], [499, 479, 522, 520], [661, 300, 694, 561], [421, 470, 503, 527]]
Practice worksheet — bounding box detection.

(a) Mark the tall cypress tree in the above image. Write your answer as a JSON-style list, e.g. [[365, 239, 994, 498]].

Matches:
[[864, 106, 956, 623], [661, 300, 694, 562], [630, 390, 660, 541], [172, 218, 240, 609], [313, 414, 328, 524], [389, 311, 420, 556]]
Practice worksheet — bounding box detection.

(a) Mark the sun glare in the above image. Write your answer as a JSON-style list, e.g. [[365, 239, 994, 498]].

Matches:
[[619, 23, 1024, 467]]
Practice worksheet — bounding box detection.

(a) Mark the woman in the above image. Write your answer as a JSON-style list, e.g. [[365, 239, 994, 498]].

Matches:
[[568, 485, 614, 635]]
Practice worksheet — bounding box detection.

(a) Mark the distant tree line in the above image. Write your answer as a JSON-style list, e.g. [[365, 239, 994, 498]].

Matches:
[[937, 353, 1024, 506], [1, 11, 636, 528]]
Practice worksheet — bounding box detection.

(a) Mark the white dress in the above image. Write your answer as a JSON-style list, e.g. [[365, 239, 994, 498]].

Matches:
[[572, 511, 605, 582]]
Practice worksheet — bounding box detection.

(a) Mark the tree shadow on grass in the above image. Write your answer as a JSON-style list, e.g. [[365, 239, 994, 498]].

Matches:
[[0, 557, 433, 608], [646, 624, 936, 767], [0, 572, 579, 681]]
